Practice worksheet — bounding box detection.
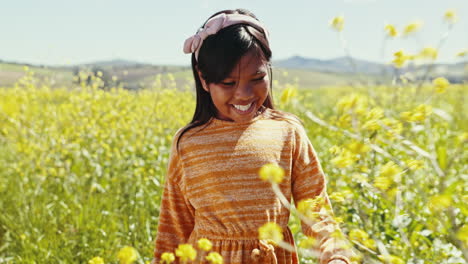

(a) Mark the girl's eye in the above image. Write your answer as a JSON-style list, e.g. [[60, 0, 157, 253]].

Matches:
[[220, 76, 266, 86]]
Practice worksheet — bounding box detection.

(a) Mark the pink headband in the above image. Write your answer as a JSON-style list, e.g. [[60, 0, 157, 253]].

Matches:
[[183, 13, 270, 61]]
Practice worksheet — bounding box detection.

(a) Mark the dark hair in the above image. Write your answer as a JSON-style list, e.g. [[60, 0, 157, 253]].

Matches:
[[176, 8, 301, 151]]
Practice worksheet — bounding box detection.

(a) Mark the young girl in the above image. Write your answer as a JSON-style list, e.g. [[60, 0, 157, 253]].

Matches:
[[152, 8, 354, 264]]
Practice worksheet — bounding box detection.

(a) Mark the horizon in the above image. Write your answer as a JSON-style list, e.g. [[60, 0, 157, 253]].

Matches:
[[1, 0, 467, 67]]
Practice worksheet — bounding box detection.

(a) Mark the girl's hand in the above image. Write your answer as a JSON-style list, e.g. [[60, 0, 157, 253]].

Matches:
[[328, 260, 348, 264]]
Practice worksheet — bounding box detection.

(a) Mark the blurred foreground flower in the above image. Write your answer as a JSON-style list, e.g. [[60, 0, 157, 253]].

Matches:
[[280, 84, 297, 104], [428, 194, 452, 212], [175, 244, 197, 262], [418, 46, 438, 60], [456, 49, 468, 57], [197, 238, 213, 251], [403, 21, 423, 36], [330, 16, 344, 32], [206, 252, 224, 264], [432, 77, 450, 93], [349, 229, 376, 251], [384, 24, 398, 37], [259, 163, 285, 184], [444, 9, 458, 24], [258, 222, 284, 246], [88, 257, 104, 264], [377, 255, 405, 264], [117, 246, 138, 264], [161, 252, 175, 264]]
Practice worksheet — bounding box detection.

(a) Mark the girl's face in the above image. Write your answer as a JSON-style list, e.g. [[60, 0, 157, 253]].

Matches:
[[199, 50, 270, 123]]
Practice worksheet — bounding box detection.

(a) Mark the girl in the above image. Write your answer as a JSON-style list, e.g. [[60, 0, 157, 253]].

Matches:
[[152, 8, 354, 264]]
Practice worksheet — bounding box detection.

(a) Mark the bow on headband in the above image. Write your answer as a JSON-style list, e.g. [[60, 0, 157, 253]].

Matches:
[[183, 13, 270, 61]]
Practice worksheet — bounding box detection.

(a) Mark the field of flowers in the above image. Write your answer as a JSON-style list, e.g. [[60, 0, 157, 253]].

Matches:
[[1, 9, 467, 264]]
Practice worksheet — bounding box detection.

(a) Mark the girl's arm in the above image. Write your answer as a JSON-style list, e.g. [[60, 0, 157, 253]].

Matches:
[[152, 132, 195, 264], [291, 125, 355, 264]]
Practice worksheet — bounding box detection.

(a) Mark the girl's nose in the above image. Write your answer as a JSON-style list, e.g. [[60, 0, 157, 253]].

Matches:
[[234, 83, 254, 100]]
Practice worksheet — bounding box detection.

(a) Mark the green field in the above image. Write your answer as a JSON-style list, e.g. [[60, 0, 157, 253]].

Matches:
[[0, 68, 467, 263]]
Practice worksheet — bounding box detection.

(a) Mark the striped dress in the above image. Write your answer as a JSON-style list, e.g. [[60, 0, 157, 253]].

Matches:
[[152, 108, 353, 264]]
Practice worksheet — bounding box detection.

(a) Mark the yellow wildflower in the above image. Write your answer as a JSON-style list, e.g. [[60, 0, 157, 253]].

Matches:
[[456, 224, 468, 246], [377, 255, 405, 264], [205, 252, 224, 264], [329, 145, 341, 155], [175, 244, 197, 262], [349, 229, 376, 250], [160, 252, 175, 264], [329, 192, 345, 203], [456, 49, 468, 57], [428, 194, 452, 212], [403, 21, 423, 36], [374, 176, 392, 191], [117, 246, 138, 264], [298, 237, 317, 248], [366, 107, 384, 120], [259, 163, 285, 184], [362, 120, 380, 131], [384, 24, 398, 37], [406, 159, 424, 170], [412, 104, 432, 121], [330, 16, 344, 32], [197, 238, 213, 251], [346, 141, 371, 155], [418, 46, 438, 60], [432, 77, 450, 93], [392, 50, 410, 68], [297, 197, 326, 220], [444, 9, 458, 24], [280, 84, 297, 104], [379, 161, 402, 179], [88, 257, 104, 264], [336, 94, 366, 113], [258, 222, 284, 246], [331, 149, 357, 168]]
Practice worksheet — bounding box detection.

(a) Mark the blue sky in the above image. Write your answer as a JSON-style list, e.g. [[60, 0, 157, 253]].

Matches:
[[1, 0, 467, 66]]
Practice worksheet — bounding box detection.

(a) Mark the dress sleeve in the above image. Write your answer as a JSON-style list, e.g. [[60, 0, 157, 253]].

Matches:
[[152, 130, 195, 264], [291, 124, 354, 264]]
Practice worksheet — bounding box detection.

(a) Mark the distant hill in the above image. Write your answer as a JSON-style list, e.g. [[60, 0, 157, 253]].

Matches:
[[273, 55, 467, 82]]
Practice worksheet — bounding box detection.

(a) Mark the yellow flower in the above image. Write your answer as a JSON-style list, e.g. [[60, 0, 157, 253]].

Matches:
[[384, 24, 398, 37], [428, 194, 452, 212], [349, 229, 376, 251], [205, 252, 224, 264], [331, 150, 357, 168], [259, 163, 285, 184], [456, 49, 468, 57], [175, 244, 197, 262], [280, 84, 297, 104], [432, 77, 450, 93], [298, 237, 317, 248], [297, 197, 325, 220], [160, 252, 175, 264], [403, 21, 423, 36], [329, 192, 345, 203], [336, 94, 366, 113], [366, 107, 384, 120], [330, 16, 345, 32], [412, 104, 432, 121], [377, 255, 405, 264], [258, 222, 284, 246], [418, 46, 438, 60], [346, 141, 371, 155], [392, 50, 410, 68], [374, 176, 392, 191], [406, 159, 424, 170], [117, 246, 138, 264], [329, 145, 341, 155], [88, 257, 105, 264], [456, 224, 468, 246], [444, 9, 458, 24], [197, 238, 213, 251], [379, 161, 402, 179]]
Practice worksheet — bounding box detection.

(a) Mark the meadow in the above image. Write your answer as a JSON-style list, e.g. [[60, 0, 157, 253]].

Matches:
[[1, 10, 468, 264]]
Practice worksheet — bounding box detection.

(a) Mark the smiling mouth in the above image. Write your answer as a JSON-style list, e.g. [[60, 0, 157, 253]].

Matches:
[[231, 102, 255, 114]]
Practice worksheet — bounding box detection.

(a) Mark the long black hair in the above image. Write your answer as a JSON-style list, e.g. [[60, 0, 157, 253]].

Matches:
[[176, 8, 299, 151]]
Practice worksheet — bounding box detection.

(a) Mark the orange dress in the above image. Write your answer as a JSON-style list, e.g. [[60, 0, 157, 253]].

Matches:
[[152, 108, 352, 264]]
